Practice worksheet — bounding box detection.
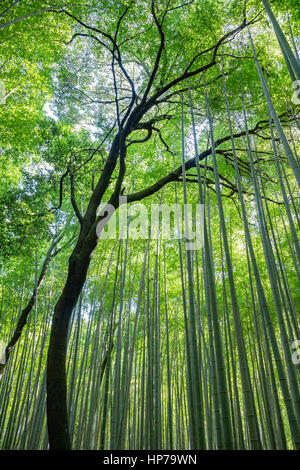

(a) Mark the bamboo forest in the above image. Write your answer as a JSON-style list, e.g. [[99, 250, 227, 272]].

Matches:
[[0, 0, 300, 454]]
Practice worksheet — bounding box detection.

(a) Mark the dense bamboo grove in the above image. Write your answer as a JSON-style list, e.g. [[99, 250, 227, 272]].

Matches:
[[0, 0, 299, 451]]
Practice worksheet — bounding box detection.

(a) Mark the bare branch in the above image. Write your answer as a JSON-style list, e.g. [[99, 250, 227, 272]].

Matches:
[[125, 115, 290, 203]]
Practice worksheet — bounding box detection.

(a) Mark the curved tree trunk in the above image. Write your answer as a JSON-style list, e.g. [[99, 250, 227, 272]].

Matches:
[[46, 115, 133, 450]]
